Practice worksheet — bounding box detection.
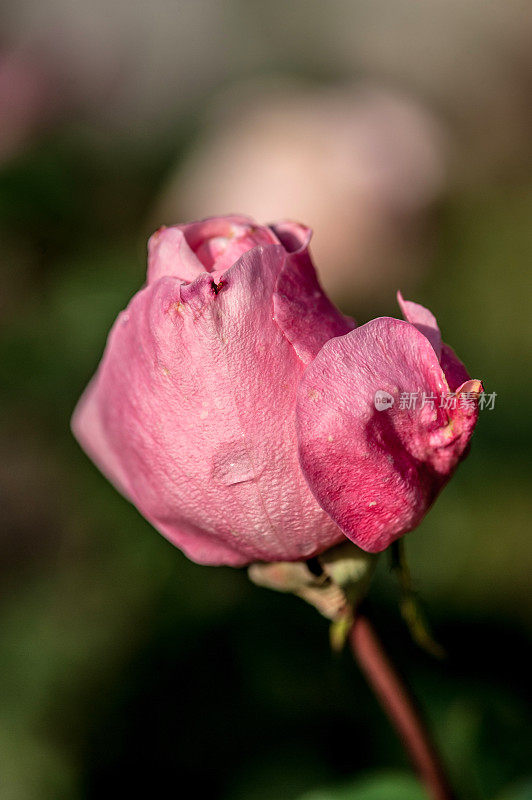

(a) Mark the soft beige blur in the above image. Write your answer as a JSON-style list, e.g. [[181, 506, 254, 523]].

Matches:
[[156, 82, 447, 304]]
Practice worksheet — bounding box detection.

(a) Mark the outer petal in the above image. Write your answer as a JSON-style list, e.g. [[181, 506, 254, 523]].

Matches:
[[271, 220, 356, 364], [72, 244, 344, 566], [397, 290, 442, 359], [296, 317, 481, 553], [440, 342, 470, 391]]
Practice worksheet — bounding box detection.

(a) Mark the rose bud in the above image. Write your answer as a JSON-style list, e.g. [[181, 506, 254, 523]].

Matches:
[[72, 216, 353, 566], [72, 216, 481, 566]]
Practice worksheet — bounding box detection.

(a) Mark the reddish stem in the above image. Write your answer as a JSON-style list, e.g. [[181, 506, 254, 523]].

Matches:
[[349, 612, 456, 800]]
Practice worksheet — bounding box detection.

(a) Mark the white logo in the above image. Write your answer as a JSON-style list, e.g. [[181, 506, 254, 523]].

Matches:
[[374, 390, 394, 411]]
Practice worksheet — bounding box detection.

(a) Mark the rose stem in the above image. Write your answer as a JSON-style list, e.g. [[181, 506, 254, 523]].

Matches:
[[349, 609, 456, 800]]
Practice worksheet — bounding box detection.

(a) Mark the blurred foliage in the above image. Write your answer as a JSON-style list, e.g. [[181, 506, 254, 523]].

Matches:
[[1, 89, 531, 800], [296, 772, 428, 799]]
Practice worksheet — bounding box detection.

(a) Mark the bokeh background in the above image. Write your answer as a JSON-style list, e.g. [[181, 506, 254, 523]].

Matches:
[[1, 2, 531, 799]]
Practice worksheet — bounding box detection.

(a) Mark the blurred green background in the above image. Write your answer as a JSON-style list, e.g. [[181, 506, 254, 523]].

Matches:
[[1, 2, 531, 799]]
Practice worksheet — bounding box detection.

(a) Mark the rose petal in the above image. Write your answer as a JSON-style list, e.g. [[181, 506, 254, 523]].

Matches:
[[397, 290, 442, 359], [272, 220, 356, 364], [182, 214, 278, 272], [296, 317, 479, 553], [440, 343, 471, 391], [147, 216, 280, 284], [147, 226, 206, 284]]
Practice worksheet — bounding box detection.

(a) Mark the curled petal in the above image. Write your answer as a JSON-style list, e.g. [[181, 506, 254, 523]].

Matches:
[[272, 220, 355, 364], [296, 317, 480, 553], [269, 220, 313, 255]]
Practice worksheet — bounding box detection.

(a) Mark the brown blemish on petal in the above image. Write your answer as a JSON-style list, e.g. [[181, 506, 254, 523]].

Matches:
[[166, 300, 183, 315], [152, 225, 167, 242]]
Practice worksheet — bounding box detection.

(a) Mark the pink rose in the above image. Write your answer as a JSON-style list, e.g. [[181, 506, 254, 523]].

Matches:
[[72, 215, 481, 565]]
